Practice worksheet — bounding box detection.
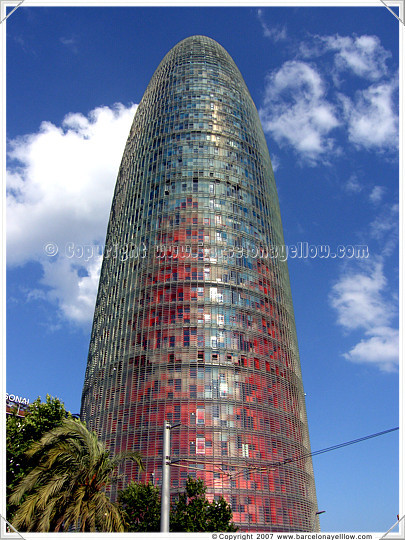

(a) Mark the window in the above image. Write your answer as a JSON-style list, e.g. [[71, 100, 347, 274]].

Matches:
[[196, 437, 205, 454], [198, 308, 204, 324], [196, 408, 205, 424]]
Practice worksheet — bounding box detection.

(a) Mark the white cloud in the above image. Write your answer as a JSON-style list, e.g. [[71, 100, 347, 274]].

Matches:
[[264, 33, 398, 160], [321, 34, 391, 80], [369, 185, 385, 204], [42, 255, 104, 324], [259, 61, 339, 164], [270, 153, 280, 172], [7, 102, 138, 325], [340, 81, 398, 150], [344, 174, 362, 193], [343, 327, 398, 373], [370, 204, 398, 240], [257, 9, 287, 42], [330, 263, 392, 330], [369, 204, 398, 257], [330, 262, 398, 372]]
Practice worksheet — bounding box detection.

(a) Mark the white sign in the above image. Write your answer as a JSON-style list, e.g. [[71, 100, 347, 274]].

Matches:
[[6, 393, 30, 405]]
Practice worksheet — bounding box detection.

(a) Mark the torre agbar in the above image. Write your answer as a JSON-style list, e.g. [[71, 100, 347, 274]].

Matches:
[[81, 35, 318, 532]]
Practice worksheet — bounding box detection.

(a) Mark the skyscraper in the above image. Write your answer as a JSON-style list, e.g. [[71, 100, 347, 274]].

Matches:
[[81, 35, 318, 532]]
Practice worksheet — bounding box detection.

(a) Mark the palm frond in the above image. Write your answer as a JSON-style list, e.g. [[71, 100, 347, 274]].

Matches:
[[110, 450, 144, 471], [10, 417, 142, 532]]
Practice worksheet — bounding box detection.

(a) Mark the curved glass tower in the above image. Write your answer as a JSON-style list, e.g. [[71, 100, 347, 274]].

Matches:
[[81, 35, 318, 532]]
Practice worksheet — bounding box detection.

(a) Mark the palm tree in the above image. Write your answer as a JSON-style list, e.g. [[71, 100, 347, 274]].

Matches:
[[9, 418, 143, 532]]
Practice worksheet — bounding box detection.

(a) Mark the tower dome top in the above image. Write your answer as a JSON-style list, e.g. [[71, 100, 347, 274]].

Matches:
[[170, 34, 231, 55]]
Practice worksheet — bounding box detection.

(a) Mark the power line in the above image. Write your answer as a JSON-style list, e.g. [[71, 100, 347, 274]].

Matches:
[[255, 426, 399, 472], [169, 426, 399, 482], [310, 426, 398, 457]]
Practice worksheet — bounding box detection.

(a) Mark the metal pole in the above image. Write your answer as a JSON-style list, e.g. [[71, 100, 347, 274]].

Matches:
[[160, 421, 171, 532]]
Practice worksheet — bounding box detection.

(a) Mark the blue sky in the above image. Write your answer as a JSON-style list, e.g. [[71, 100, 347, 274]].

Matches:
[[4, 2, 401, 533]]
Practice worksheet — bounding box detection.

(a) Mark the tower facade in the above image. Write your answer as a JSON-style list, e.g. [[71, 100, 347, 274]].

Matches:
[[81, 36, 318, 532]]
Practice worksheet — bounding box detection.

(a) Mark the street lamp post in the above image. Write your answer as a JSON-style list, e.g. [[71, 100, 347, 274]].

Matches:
[[160, 422, 171, 532], [160, 422, 181, 533]]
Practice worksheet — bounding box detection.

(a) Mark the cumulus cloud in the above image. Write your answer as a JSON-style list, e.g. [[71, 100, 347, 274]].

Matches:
[[343, 327, 398, 373], [300, 34, 391, 81], [339, 81, 398, 150], [257, 9, 287, 42], [330, 262, 398, 372], [42, 255, 104, 324], [262, 33, 397, 161], [7, 102, 138, 325], [330, 263, 393, 330], [320, 34, 391, 80], [259, 61, 339, 164]]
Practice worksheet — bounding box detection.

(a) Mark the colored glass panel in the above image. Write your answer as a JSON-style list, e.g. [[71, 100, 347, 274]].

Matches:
[[81, 35, 318, 532]]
